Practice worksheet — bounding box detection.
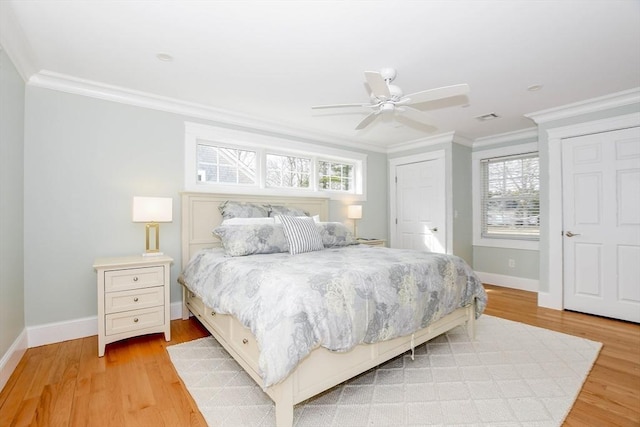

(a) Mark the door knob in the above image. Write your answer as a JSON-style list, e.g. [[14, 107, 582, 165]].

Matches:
[[565, 231, 581, 237], [430, 227, 438, 232]]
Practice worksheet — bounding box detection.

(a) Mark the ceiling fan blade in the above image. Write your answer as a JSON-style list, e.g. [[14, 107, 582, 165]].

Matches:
[[312, 102, 370, 109], [364, 71, 391, 99], [404, 83, 469, 105], [355, 111, 381, 130], [396, 106, 435, 126]]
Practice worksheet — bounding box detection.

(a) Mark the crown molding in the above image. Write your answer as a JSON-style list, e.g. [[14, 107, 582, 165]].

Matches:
[[473, 127, 538, 148], [386, 131, 457, 154], [525, 87, 640, 124], [0, 2, 38, 82], [27, 70, 385, 154]]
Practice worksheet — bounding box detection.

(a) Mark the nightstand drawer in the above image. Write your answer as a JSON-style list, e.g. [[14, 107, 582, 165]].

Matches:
[[105, 266, 164, 292], [105, 306, 164, 336], [105, 286, 164, 314]]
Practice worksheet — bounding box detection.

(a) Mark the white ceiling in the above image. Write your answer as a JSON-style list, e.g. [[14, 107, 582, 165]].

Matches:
[[3, 0, 639, 151]]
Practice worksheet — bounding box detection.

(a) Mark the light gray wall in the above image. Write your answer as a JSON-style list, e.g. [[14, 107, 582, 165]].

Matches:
[[451, 143, 473, 264], [22, 86, 388, 327], [0, 49, 25, 358], [473, 247, 539, 280], [536, 102, 640, 293]]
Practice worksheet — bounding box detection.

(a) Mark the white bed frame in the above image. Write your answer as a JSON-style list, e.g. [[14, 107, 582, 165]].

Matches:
[[180, 192, 476, 427]]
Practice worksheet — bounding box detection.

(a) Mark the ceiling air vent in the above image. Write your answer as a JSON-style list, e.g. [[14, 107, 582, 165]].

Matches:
[[475, 112, 500, 121]]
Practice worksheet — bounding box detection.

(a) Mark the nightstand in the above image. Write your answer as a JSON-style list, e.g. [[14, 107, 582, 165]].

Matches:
[[357, 238, 387, 247], [93, 255, 173, 357]]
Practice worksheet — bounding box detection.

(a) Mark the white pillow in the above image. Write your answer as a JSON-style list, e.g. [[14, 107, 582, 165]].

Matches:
[[278, 215, 324, 255], [274, 214, 319, 224], [221, 217, 276, 225]]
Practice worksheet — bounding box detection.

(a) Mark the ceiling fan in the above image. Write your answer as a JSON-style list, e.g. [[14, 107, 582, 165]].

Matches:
[[312, 68, 469, 130]]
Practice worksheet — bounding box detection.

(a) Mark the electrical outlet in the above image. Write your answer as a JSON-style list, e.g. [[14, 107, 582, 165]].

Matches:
[[508, 259, 516, 268]]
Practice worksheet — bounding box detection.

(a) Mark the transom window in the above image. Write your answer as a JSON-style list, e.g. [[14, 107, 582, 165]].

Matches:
[[266, 154, 311, 189], [197, 145, 256, 185], [319, 161, 354, 191], [185, 122, 366, 199], [481, 152, 540, 240]]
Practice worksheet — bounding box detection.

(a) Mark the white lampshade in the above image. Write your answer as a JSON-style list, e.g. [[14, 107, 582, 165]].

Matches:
[[347, 205, 362, 220], [132, 197, 173, 223]]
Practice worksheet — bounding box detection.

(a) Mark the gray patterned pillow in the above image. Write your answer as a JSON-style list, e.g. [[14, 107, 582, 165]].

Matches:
[[268, 205, 310, 217], [219, 201, 269, 219], [279, 215, 324, 255], [317, 222, 359, 247], [213, 224, 289, 256]]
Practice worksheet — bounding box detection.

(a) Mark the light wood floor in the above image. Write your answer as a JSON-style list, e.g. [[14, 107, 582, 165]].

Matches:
[[1, 285, 638, 426]]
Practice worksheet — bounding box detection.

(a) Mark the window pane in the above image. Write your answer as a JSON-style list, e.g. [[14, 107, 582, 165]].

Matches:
[[482, 154, 539, 239], [266, 154, 311, 188], [318, 161, 353, 192], [196, 144, 256, 185]]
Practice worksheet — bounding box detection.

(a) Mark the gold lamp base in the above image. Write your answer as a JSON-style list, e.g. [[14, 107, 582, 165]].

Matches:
[[143, 222, 164, 256]]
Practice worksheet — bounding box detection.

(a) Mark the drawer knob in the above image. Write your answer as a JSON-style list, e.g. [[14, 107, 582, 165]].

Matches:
[[242, 338, 248, 344], [133, 277, 139, 282], [133, 318, 139, 323], [210, 311, 216, 317], [133, 297, 139, 302]]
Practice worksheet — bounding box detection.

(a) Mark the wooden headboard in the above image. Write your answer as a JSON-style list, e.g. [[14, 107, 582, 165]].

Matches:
[[181, 192, 330, 268]]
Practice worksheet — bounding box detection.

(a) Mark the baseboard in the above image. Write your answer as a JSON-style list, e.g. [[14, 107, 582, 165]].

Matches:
[[476, 271, 539, 293], [27, 315, 99, 348], [0, 329, 28, 392], [537, 290, 563, 310], [27, 301, 187, 348]]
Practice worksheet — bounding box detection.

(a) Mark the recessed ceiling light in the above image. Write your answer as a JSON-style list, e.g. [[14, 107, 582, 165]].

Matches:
[[156, 53, 173, 62], [527, 84, 543, 92]]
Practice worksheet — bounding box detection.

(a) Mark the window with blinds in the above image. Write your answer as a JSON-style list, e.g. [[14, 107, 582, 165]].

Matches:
[[481, 152, 540, 239]]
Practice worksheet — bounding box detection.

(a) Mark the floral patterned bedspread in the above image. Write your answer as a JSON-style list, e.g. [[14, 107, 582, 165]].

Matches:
[[179, 246, 487, 387]]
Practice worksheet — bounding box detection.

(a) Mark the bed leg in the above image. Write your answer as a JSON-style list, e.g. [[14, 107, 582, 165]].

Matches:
[[181, 286, 190, 320], [273, 380, 294, 427], [466, 302, 476, 340]]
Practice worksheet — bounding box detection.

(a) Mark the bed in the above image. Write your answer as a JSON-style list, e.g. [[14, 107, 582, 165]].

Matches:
[[178, 192, 487, 427]]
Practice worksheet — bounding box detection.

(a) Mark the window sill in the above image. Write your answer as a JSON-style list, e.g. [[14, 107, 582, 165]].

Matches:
[[184, 183, 366, 201], [473, 237, 539, 251]]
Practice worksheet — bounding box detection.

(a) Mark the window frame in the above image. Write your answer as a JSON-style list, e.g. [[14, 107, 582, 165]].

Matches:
[[184, 122, 367, 200], [472, 142, 539, 250]]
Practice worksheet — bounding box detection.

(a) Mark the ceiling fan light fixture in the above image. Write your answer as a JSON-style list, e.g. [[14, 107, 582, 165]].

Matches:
[[311, 68, 469, 131], [380, 103, 395, 112]]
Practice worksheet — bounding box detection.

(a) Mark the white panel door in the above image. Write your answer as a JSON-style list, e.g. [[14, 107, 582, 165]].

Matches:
[[395, 158, 446, 252], [562, 126, 640, 322]]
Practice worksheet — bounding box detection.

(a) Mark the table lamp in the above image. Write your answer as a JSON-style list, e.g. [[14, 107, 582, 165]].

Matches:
[[347, 204, 362, 238], [132, 196, 173, 256]]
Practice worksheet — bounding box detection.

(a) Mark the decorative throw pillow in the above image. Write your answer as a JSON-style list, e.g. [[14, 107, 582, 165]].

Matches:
[[268, 205, 310, 217], [317, 222, 359, 247], [278, 215, 324, 255], [213, 224, 289, 256], [219, 201, 269, 219], [274, 214, 320, 224]]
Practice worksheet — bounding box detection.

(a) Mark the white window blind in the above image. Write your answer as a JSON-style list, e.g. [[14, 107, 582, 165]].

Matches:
[[481, 152, 540, 240]]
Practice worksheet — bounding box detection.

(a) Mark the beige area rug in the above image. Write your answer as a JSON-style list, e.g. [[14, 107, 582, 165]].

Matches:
[[166, 315, 601, 426]]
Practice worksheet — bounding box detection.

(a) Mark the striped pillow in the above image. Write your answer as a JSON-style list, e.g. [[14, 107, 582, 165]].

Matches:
[[278, 215, 324, 255]]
